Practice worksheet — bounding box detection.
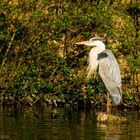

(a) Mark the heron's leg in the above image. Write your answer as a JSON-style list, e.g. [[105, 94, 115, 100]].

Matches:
[[107, 93, 112, 113]]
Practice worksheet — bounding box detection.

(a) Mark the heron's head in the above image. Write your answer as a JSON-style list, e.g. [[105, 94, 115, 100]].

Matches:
[[76, 37, 106, 50]]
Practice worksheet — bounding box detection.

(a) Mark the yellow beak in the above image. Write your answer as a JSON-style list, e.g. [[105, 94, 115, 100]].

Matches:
[[76, 41, 94, 46]]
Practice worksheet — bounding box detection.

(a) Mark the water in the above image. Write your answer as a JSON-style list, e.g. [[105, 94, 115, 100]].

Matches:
[[0, 105, 140, 140]]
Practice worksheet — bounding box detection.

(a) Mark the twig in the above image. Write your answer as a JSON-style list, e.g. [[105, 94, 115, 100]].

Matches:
[[2, 31, 16, 67]]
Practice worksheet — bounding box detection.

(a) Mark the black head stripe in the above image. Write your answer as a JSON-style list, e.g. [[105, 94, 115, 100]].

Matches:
[[89, 37, 102, 42], [97, 52, 108, 60]]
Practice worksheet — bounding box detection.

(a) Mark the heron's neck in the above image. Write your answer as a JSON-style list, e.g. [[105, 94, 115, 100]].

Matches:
[[89, 48, 104, 57], [92, 42, 106, 54], [86, 42, 106, 80]]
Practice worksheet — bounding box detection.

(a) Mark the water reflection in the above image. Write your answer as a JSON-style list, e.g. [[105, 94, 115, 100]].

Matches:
[[0, 105, 140, 140]]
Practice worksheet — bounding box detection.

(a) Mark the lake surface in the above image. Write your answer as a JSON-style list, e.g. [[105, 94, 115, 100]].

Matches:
[[0, 105, 140, 140]]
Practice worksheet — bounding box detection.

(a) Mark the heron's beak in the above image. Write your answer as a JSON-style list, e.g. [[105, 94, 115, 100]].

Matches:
[[76, 41, 94, 46]]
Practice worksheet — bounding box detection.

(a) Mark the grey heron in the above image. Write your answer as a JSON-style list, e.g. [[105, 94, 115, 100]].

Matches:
[[76, 37, 122, 109]]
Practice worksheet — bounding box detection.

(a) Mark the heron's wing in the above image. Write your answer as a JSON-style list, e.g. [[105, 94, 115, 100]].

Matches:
[[98, 49, 122, 105], [98, 49, 121, 85]]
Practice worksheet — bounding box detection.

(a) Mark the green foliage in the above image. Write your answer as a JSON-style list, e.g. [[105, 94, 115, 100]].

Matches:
[[0, 0, 139, 107]]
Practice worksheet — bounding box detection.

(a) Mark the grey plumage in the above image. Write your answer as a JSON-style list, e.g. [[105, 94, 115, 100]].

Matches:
[[98, 50, 122, 105]]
